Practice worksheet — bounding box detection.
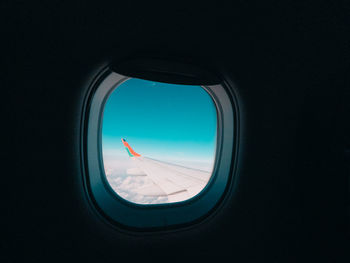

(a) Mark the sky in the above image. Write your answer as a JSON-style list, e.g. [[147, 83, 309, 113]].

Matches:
[[102, 78, 217, 204]]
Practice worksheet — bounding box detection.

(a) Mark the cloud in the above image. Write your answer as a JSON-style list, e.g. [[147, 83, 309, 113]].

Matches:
[[105, 163, 168, 204], [103, 155, 213, 204]]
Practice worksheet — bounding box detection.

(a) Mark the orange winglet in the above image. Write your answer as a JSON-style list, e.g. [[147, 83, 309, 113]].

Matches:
[[121, 138, 141, 157]]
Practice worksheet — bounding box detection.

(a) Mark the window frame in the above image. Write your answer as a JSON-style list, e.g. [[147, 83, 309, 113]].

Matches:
[[82, 68, 236, 229]]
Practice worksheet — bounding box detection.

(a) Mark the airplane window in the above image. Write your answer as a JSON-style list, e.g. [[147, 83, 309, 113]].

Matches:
[[85, 69, 234, 228], [102, 78, 217, 204]]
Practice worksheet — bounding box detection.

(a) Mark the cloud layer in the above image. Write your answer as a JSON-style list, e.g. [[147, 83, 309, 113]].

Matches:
[[104, 157, 168, 204], [103, 155, 213, 205]]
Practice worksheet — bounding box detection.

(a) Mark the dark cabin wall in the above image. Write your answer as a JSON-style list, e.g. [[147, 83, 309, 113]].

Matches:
[[2, 1, 349, 262]]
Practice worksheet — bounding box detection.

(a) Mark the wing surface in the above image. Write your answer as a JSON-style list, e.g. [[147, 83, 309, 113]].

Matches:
[[133, 157, 210, 196], [121, 138, 212, 199]]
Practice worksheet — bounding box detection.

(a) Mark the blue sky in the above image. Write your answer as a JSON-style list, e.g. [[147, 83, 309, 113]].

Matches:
[[102, 78, 217, 169]]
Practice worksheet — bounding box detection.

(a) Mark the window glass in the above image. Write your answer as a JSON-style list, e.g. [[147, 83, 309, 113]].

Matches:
[[102, 78, 217, 204]]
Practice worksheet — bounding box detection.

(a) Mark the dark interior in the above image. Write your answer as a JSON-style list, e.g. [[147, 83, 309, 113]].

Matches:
[[2, 2, 349, 262]]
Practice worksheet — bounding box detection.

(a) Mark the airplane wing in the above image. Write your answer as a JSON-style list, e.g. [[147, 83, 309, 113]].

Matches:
[[121, 138, 211, 202]]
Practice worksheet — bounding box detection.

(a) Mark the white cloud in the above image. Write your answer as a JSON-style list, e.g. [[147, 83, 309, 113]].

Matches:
[[105, 164, 168, 204], [103, 155, 213, 204]]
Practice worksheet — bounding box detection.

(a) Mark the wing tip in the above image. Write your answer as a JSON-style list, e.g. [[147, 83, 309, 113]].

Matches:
[[121, 138, 141, 157]]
